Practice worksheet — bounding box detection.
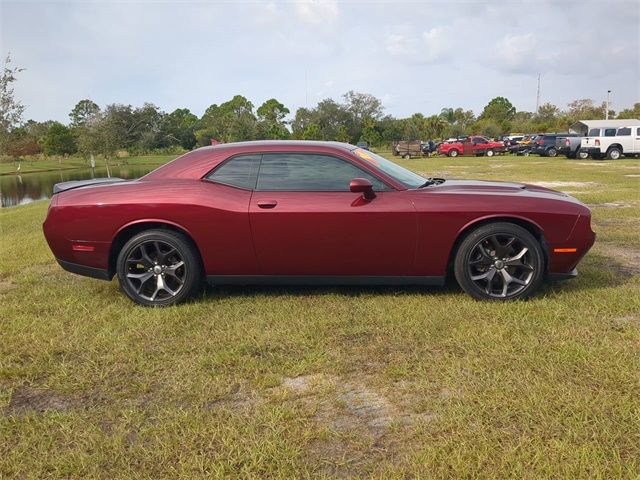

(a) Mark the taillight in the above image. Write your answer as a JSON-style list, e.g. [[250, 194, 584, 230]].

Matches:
[[565, 139, 570, 146], [537, 140, 543, 145], [595, 139, 600, 146]]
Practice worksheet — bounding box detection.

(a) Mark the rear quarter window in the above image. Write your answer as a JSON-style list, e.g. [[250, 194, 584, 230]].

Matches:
[[616, 127, 631, 136]]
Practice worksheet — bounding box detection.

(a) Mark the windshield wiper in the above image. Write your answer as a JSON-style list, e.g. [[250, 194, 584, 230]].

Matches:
[[418, 177, 445, 188]]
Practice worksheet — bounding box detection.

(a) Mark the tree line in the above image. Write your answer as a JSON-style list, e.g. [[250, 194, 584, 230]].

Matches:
[[1, 55, 639, 160]]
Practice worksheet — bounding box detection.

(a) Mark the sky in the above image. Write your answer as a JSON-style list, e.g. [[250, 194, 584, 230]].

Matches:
[[1, 0, 639, 123]]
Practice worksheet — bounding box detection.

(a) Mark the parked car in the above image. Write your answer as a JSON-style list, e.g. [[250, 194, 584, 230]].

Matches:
[[356, 141, 370, 150], [43, 141, 595, 305], [531, 134, 580, 157], [438, 136, 506, 157], [580, 123, 640, 160], [555, 135, 588, 159]]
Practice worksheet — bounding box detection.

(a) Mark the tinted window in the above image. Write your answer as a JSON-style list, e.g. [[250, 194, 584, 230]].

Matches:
[[604, 129, 616, 136], [256, 153, 388, 191], [637, 127, 640, 136], [206, 154, 261, 189], [588, 128, 600, 136], [617, 127, 631, 136]]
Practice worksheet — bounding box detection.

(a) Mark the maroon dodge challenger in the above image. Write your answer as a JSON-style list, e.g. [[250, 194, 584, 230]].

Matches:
[[43, 141, 595, 306]]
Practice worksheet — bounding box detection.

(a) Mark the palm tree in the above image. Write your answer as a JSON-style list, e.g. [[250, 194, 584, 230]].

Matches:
[[440, 107, 455, 124]]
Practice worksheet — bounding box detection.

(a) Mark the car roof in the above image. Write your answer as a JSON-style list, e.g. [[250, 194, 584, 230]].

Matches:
[[203, 140, 356, 152]]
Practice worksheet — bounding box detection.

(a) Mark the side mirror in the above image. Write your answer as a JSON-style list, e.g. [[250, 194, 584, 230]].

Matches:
[[350, 178, 376, 200]]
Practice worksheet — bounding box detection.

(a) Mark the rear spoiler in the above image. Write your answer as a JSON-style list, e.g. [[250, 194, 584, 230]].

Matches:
[[53, 178, 126, 194]]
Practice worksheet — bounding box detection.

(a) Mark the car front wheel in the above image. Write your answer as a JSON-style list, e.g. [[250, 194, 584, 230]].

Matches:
[[449, 149, 459, 157], [547, 148, 557, 157], [485, 149, 494, 157], [454, 222, 544, 301], [117, 229, 202, 306]]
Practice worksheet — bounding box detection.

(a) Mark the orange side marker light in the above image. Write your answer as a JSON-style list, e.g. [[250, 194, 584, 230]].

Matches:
[[72, 244, 95, 252], [553, 248, 577, 253]]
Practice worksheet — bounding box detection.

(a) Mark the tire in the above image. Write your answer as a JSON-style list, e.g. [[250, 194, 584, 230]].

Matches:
[[449, 149, 459, 158], [117, 229, 203, 306], [454, 222, 544, 301], [607, 147, 621, 160], [403, 154, 411, 160], [577, 150, 588, 160], [485, 149, 494, 157], [547, 148, 557, 157]]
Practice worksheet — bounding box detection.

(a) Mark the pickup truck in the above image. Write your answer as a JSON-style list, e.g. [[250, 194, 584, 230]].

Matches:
[[579, 124, 640, 160], [437, 136, 506, 157]]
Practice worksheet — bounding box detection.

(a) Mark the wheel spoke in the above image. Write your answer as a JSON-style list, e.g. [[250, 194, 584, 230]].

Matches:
[[505, 247, 528, 265], [471, 267, 496, 281], [164, 260, 185, 280], [139, 244, 154, 268]]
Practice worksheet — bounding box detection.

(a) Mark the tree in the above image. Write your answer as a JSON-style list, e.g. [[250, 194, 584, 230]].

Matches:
[[69, 99, 100, 127], [566, 99, 609, 121], [256, 98, 290, 140], [42, 122, 77, 156], [160, 108, 198, 149], [0, 54, 26, 154], [425, 115, 448, 139], [617, 103, 640, 119], [343, 91, 383, 142], [480, 96, 516, 132], [302, 123, 321, 140], [440, 107, 455, 123]]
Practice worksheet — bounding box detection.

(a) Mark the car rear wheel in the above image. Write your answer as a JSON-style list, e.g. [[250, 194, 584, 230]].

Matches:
[[547, 148, 557, 157], [117, 230, 202, 306], [485, 149, 494, 157], [607, 147, 621, 160], [577, 150, 589, 159], [449, 149, 459, 157], [454, 222, 544, 301]]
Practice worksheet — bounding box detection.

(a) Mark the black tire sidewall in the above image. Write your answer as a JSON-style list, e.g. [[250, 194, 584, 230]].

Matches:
[[454, 223, 545, 301], [116, 230, 202, 306]]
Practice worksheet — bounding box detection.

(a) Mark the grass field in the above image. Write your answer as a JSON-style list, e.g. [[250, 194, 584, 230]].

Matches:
[[1, 153, 639, 478], [0, 155, 176, 176]]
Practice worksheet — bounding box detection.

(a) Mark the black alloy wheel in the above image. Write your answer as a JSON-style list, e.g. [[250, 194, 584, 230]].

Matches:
[[454, 223, 544, 300], [117, 230, 202, 306]]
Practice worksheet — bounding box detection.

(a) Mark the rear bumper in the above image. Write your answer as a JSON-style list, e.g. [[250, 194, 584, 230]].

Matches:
[[581, 147, 602, 156], [56, 258, 112, 281]]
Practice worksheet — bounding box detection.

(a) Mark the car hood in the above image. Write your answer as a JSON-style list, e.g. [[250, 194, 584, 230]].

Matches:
[[416, 179, 583, 202]]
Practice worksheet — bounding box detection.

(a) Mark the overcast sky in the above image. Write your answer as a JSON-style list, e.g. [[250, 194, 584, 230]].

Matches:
[[2, 0, 639, 123]]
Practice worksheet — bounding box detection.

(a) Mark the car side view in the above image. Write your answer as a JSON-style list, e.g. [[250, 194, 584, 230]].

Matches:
[[43, 141, 595, 306]]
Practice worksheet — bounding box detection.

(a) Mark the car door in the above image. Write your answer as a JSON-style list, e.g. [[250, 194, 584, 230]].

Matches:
[[249, 152, 417, 276]]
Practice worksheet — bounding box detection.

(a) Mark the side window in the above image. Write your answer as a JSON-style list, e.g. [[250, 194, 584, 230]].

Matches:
[[604, 128, 616, 136], [588, 128, 600, 136], [637, 127, 640, 136], [616, 127, 631, 136], [206, 154, 261, 189], [256, 153, 389, 192]]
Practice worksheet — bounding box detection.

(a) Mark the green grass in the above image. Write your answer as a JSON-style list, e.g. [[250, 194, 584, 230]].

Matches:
[[1, 154, 639, 478], [0, 155, 176, 175]]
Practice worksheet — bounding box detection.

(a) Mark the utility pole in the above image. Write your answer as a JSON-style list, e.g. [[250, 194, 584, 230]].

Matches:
[[305, 70, 308, 108], [535, 73, 541, 113], [605, 90, 611, 120]]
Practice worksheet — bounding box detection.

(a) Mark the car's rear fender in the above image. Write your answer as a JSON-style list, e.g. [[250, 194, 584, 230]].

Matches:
[[108, 219, 205, 278]]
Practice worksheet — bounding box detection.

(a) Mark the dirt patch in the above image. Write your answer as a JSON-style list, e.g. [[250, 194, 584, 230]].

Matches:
[[596, 243, 640, 276], [277, 374, 435, 477], [0, 276, 16, 295], [6, 386, 81, 414], [624, 174, 640, 178], [588, 201, 637, 209], [530, 181, 597, 188]]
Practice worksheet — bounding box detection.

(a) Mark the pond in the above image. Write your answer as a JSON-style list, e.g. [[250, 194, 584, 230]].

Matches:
[[1, 166, 157, 208]]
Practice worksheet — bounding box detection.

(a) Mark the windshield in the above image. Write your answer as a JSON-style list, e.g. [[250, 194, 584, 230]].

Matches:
[[351, 148, 426, 189]]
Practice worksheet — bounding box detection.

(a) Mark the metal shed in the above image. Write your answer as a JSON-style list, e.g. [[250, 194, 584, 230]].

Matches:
[[569, 119, 640, 135]]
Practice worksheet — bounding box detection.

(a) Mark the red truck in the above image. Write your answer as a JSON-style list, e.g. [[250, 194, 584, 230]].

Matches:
[[438, 136, 506, 157]]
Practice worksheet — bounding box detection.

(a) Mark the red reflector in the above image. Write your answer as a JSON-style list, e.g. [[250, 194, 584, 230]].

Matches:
[[72, 244, 95, 252], [553, 248, 577, 253], [595, 139, 600, 146]]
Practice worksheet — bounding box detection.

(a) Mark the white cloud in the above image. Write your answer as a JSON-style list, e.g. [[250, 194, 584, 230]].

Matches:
[[294, 0, 339, 26]]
